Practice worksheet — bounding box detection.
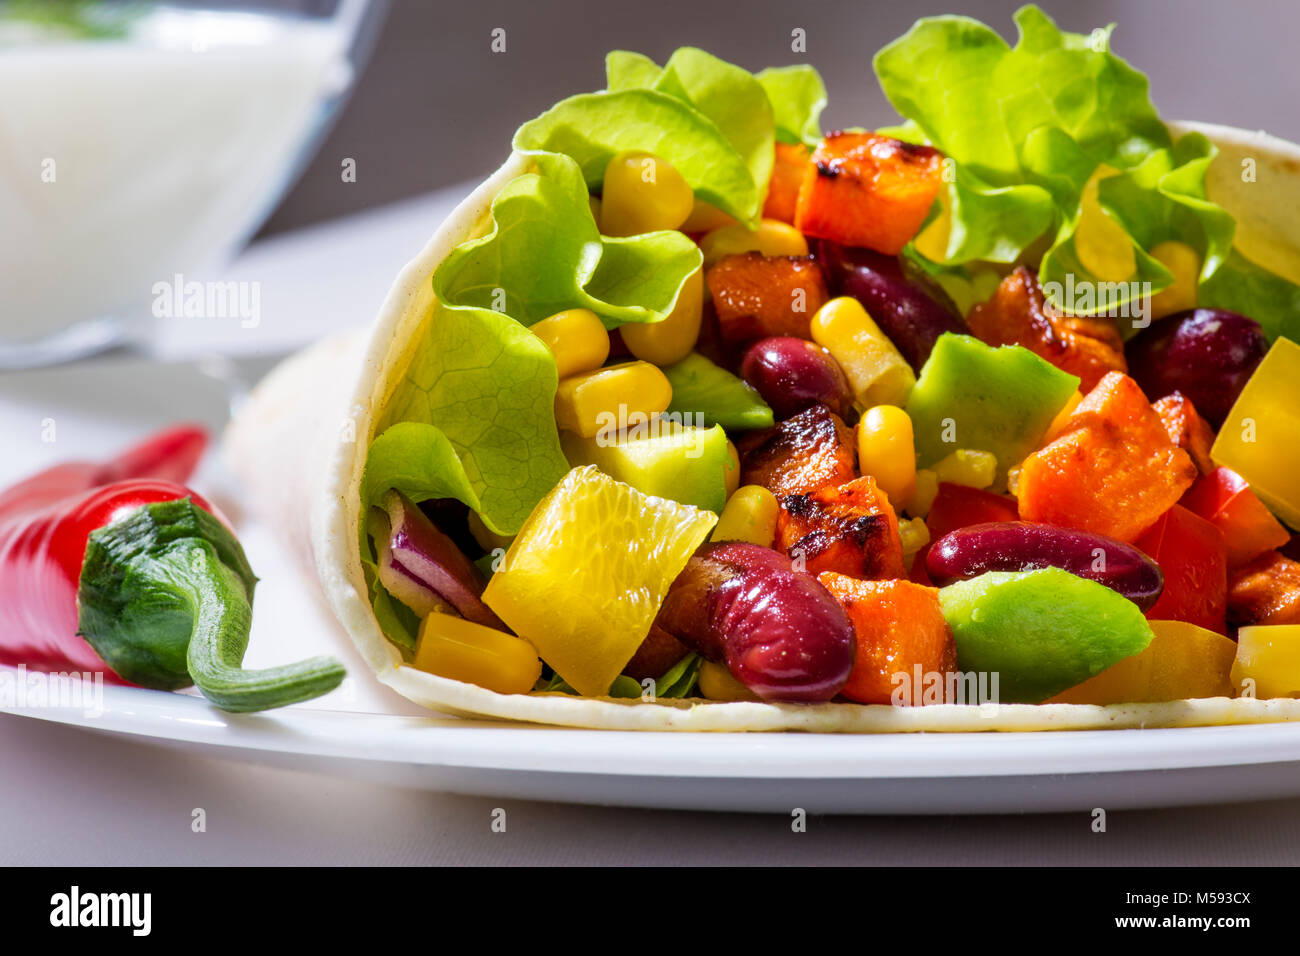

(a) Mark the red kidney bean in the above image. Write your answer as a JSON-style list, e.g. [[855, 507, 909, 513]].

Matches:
[[739, 336, 853, 420], [815, 239, 964, 369], [927, 521, 1164, 610], [1126, 308, 1268, 427], [655, 542, 855, 701]]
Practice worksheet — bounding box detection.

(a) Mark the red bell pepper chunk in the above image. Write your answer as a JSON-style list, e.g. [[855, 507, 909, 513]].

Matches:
[[1180, 466, 1290, 569], [1134, 504, 1228, 633]]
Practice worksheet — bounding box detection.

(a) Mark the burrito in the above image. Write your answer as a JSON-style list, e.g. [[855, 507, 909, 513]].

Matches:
[[226, 5, 1300, 732]]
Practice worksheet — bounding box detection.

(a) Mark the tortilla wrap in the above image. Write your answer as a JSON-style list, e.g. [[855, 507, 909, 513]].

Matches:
[[224, 121, 1300, 732]]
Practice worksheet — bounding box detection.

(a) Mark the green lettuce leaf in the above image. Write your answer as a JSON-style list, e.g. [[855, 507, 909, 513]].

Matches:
[[436, 152, 700, 328], [515, 89, 762, 225], [873, 4, 1300, 320], [756, 64, 827, 147], [361, 422, 482, 518], [1201, 250, 1300, 343], [605, 50, 662, 90], [375, 302, 569, 536]]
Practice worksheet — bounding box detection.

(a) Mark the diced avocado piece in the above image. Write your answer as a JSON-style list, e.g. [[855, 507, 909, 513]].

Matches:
[[561, 423, 730, 513], [662, 351, 774, 431], [906, 333, 1079, 485], [938, 567, 1154, 703]]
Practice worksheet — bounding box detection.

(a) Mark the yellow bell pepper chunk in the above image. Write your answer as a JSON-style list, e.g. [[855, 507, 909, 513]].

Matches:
[[529, 308, 610, 380], [620, 265, 703, 366], [1048, 619, 1236, 704], [711, 485, 779, 547], [1211, 337, 1300, 529], [810, 296, 915, 410], [699, 218, 809, 265], [1233, 625, 1300, 699], [899, 516, 931, 564], [1148, 240, 1200, 318], [555, 361, 672, 438], [600, 151, 694, 237], [698, 659, 760, 702], [414, 613, 542, 695], [857, 404, 917, 506]]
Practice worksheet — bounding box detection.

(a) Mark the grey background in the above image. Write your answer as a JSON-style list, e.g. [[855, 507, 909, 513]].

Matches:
[[263, 0, 1300, 234]]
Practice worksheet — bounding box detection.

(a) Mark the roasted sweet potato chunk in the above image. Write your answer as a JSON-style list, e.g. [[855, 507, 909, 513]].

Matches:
[[763, 141, 811, 224], [776, 475, 906, 580], [818, 573, 957, 705], [1228, 551, 1300, 628], [706, 252, 829, 344], [794, 132, 943, 256], [1151, 391, 1216, 475], [966, 266, 1127, 392], [739, 403, 856, 497], [1018, 372, 1198, 542]]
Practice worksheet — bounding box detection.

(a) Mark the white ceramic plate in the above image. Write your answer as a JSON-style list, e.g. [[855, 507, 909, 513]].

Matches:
[[4, 356, 1300, 814]]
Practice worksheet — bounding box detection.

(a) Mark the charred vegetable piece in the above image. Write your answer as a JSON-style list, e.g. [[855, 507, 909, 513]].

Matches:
[[373, 491, 504, 630], [1134, 505, 1228, 634], [621, 623, 690, 683], [1018, 372, 1198, 542], [1126, 308, 1269, 427], [763, 141, 812, 224], [776, 476, 906, 580], [966, 266, 1127, 393], [1151, 391, 1217, 475], [738, 403, 856, 497], [1228, 551, 1300, 628], [818, 573, 956, 705], [654, 541, 855, 701], [815, 240, 963, 371], [706, 251, 829, 344], [795, 131, 944, 255], [926, 521, 1164, 611], [739, 335, 853, 420]]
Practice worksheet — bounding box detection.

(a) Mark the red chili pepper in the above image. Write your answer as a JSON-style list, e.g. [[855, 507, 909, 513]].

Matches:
[[0, 429, 344, 711]]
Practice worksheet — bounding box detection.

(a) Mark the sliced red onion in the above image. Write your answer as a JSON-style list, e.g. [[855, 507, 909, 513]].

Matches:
[[373, 491, 505, 629]]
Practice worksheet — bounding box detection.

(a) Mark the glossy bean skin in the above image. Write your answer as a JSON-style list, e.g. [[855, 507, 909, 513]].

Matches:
[[927, 521, 1164, 610], [1126, 308, 1268, 427], [739, 336, 853, 420], [815, 239, 964, 370], [655, 542, 855, 701]]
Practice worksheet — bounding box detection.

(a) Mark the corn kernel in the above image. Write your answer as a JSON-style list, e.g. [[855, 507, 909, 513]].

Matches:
[[723, 440, 741, 498], [1041, 389, 1083, 445], [529, 308, 610, 379], [600, 150, 694, 237], [856, 404, 917, 506], [913, 183, 952, 263], [1074, 164, 1136, 282], [620, 265, 703, 366], [711, 484, 779, 546], [1006, 464, 1023, 498], [698, 659, 761, 702], [1149, 240, 1200, 318], [810, 297, 915, 409], [588, 194, 602, 224], [699, 218, 809, 264], [905, 468, 940, 518], [680, 199, 736, 234], [899, 516, 931, 563], [414, 613, 542, 695], [468, 511, 514, 553], [555, 361, 673, 438], [932, 449, 997, 490]]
